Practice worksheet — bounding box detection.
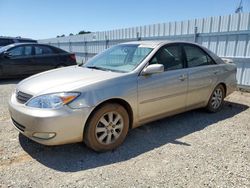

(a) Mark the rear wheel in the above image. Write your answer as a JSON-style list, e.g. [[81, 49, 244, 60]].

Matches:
[[84, 103, 129, 152], [206, 84, 225, 112]]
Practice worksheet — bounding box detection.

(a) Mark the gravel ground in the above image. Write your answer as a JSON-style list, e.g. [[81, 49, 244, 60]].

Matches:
[[0, 79, 250, 188]]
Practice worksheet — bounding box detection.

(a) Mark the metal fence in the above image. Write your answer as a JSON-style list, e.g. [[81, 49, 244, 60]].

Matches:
[[39, 13, 250, 88]]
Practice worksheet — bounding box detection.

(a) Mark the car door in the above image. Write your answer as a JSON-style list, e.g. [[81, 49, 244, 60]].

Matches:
[[183, 44, 219, 108], [32, 45, 59, 73], [2, 45, 34, 77], [138, 44, 188, 122]]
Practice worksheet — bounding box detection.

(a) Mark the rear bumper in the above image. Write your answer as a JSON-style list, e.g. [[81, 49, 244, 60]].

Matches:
[[8, 94, 94, 145]]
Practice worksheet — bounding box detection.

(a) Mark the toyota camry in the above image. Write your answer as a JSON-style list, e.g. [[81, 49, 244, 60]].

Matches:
[[9, 41, 237, 151]]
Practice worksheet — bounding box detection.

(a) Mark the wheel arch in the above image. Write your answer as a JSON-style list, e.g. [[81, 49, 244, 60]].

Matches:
[[84, 98, 134, 133], [217, 82, 227, 97], [206, 82, 227, 106]]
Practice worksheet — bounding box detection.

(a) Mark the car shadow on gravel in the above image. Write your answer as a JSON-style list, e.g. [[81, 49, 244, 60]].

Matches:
[[19, 101, 249, 172]]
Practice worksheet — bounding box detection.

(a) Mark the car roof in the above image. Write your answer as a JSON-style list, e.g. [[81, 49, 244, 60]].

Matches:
[[0, 36, 36, 40], [123, 40, 199, 48], [123, 40, 165, 47], [0, 43, 61, 52], [3, 43, 52, 49], [8, 42, 46, 46]]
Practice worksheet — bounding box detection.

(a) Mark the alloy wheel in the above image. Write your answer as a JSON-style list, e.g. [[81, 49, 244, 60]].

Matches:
[[211, 88, 223, 109], [95, 111, 124, 145]]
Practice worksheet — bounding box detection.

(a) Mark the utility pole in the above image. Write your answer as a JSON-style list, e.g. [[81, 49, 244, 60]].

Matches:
[[235, 0, 243, 13]]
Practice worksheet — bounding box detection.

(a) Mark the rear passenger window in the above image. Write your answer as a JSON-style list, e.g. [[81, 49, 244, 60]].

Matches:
[[184, 45, 215, 67], [149, 45, 184, 71], [24, 46, 32, 56], [35, 46, 54, 55]]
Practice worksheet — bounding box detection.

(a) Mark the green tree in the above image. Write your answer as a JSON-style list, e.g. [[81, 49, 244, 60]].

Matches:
[[78, 30, 91, 35]]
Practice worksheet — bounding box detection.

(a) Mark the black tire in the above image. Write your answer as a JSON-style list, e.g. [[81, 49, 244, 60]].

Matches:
[[84, 103, 129, 152], [206, 84, 225, 113]]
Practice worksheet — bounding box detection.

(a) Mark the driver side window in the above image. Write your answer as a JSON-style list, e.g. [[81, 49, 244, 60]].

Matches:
[[8, 46, 24, 57], [8, 46, 33, 57], [149, 45, 184, 71]]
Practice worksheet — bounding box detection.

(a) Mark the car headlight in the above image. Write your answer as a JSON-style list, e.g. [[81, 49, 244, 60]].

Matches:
[[26, 92, 80, 109]]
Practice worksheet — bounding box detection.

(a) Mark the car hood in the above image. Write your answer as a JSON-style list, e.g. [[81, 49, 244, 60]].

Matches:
[[17, 66, 124, 95]]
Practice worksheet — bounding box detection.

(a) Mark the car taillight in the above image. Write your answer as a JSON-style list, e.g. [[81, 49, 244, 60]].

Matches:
[[70, 54, 76, 61]]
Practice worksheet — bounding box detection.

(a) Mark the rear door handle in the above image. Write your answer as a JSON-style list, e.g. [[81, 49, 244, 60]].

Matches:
[[179, 74, 187, 81]]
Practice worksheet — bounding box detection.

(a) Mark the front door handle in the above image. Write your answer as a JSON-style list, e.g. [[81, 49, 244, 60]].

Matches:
[[179, 74, 187, 81]]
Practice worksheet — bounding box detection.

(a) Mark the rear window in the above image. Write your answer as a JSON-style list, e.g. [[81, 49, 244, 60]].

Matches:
[[53, 47, 66, 53], [34, 46, 54, 55]]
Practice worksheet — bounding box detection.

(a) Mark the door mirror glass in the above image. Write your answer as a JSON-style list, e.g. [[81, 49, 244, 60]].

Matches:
[[141, 64, 164, 75]]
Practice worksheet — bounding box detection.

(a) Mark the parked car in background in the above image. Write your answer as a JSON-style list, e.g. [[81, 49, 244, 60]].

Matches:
[[9, 41, 237, 152], [0, 37, 37, 48], [0, 43, 77, 78]]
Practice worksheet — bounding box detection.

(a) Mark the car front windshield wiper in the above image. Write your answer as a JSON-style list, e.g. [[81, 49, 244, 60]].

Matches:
[[85, 66, 110, 71], [85, 65, 126, 73]]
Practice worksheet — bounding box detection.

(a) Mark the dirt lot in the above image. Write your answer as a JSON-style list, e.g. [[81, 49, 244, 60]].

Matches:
[[0, 79, 250, 187]]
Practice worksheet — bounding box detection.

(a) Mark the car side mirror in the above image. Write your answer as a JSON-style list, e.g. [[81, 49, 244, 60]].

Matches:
[[3, 51, 11, 58], [141, 64, 164, 75]]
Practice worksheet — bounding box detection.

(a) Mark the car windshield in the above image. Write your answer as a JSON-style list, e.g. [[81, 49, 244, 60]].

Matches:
[[0, 44, 15, 53], [84, 44, 153, 73]]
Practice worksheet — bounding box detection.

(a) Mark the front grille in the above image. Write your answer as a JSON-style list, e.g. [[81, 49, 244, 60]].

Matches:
[[12, 118, 26, 132], [16, 91, 33, 104]]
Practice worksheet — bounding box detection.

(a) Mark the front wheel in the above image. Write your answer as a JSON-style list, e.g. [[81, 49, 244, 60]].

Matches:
[[206, 84, 225, 112], [84, 103, 129, 152]]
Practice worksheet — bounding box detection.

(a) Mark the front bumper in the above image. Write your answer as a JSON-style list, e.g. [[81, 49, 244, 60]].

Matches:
[[8, 94, 94, 145]]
